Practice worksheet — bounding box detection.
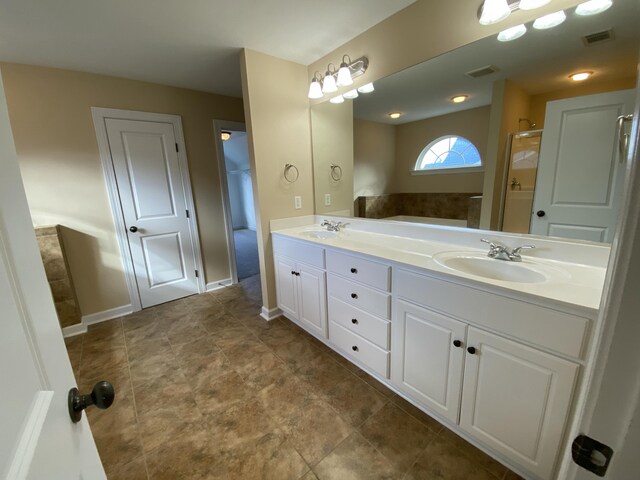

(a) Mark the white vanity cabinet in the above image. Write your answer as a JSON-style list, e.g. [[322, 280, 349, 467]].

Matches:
[[273, 237, 327, 339]]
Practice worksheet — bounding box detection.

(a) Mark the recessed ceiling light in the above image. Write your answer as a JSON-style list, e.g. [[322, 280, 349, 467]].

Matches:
[[451, 95, 469, 103], [533, 10, 566, 29], [357, 82, 375, 94], [330, 95, 345, 104], [519, 0, 551, 10], [221, 131, 232, 141], [343, 89, 359, 99], [569, 71, 593, 81], [576, 0, 613, 16], [388, 112, 402, 119], [497, 24, 527, 41], [479, 0, 511, 25]]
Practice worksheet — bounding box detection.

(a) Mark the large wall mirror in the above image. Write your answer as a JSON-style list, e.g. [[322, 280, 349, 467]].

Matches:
[[310, 0, 639, 243]]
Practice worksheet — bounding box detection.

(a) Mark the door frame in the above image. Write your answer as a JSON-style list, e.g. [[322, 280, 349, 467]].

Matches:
[[92, 107, 206, 311], [212, 119, 248, 285]]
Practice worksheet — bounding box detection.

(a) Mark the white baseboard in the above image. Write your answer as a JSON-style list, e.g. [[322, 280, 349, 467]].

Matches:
[[62, 304, 134, 338], [260, 306, 282, 321], [206, 277, 233, 292]]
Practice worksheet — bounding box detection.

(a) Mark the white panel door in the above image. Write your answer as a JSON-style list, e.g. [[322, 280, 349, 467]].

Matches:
[[460, 327, 579, 479], [298, 263, 327, 338], [106, 119, 199, 307], [531, 90, 635, 242], [392, 300, 466, 423], [275, 256, 299, 320], [0, 76, 104, 479]]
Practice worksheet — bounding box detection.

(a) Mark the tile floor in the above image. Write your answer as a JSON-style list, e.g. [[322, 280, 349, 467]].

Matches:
[[65, 275, 522, 480]]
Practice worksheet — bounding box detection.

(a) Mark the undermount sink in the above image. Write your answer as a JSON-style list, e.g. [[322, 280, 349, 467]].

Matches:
[[433, 252, 555, 284], [301, 230, 338, 239]]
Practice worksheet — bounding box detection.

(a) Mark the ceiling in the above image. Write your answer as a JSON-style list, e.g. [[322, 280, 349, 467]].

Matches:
[[0, 0, 415, 98], [353, 0, 639, 124]]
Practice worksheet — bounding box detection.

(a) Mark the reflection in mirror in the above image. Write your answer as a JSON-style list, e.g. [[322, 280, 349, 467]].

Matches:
[[310, 0, 639, 243]]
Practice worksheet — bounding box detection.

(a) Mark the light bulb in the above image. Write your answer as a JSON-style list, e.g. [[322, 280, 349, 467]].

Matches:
[[479, 0, 511, 25], [519, 0, 551, 10], [336, 65, 353, 87], [533, 10, 566, 29], [330, 95, 345, 104], [322, 71, 337, 94], [575, 0, 613, 16], [343, 89, 359, 99], [388, 112, 402, 119], [497, 24, 527, 41], [451, 95, 468, 103], [357, 82, 375, 94], [569, 72, 593, 81], [308, 79, 323, 99]]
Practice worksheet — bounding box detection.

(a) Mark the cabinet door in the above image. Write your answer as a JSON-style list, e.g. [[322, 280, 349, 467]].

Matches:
[[275, 256, 298, 320], [460, 327, 578, 479], [392, 300, 466, 423], [298, 263, 327, 338]]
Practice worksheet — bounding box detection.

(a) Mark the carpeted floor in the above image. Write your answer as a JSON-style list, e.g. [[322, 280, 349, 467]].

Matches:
[[233, 228, 260, 280]]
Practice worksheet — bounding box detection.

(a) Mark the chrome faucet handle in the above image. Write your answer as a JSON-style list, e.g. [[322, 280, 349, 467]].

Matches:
[[512, 245, 535, 255], [336, 221, 350, 229], [481, 238, 505, 250]]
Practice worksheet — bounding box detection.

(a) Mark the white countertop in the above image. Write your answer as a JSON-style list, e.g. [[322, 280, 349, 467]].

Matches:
[[271, 219, 608, 315]]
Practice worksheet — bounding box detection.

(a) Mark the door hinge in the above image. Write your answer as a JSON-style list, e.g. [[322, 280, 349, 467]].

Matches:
[[175, 143, 179, 152], [195, 270, 199, 278], [571, 434, 613, 477], [186, 209, 190, 218]]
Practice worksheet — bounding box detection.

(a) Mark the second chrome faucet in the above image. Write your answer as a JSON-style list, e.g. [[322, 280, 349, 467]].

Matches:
[[481, 238, 535, 262]]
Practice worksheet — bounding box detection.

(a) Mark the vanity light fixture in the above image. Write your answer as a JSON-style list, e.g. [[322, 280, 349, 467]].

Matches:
[[307, 56, 369, 99], [570, 71, 593, 81], [497, 24, 527, 41], [451, 95, 469, 103], [533, 10, 566, 29], [221, 131, 232, 141], [343, 89, 359, 99], [479, 0, 511, 25], [519, 0, 551, 10], [388, 112, 402, 119], [357, 82, 375, 94], [575, 0, 613, 16], [330, 95, 345, 104]]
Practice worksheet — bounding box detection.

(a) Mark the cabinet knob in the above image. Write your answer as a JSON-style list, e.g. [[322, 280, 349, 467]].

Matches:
[[536, 210, 546, 218], [453, 340, 462, 348], [296, 272, 300, 276], [352, 345, 359, 352], [467, 346, 476, 355], [351, 318, 358, 325], [350, 267, 358, 274], [351, 293, 358, 299], [291, 270, 295, 275]]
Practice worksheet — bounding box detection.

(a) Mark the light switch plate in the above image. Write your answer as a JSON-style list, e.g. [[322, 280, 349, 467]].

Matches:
[[324, 194, 331, 206], [294, 196, 302, 209]]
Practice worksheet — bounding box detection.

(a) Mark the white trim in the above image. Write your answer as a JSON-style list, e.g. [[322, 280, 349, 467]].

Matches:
[[261, 306, 282, 321], [6, 391, 54, 480], [61, 323, 87, 338], [82, 304, 134, 326], [213, 119, 247, 285], [410, 166, 484, 175], [206, 277, 233, 292], [91, 107, 206, 311]]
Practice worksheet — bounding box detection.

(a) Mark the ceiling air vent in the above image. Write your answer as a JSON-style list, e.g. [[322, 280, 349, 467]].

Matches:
[[465, 65, 499, 79], [582, 29, 614, 46]]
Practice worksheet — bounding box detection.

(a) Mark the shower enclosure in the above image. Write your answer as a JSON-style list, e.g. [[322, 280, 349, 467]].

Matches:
[[500, 130, 543, 234]]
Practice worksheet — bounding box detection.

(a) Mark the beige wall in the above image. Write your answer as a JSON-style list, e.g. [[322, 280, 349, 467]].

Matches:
[[241, 49, 314, 310], [311, 101, 354, 215], [353, 119, 396, 198], [393, 106, 489, 193], [1, 63, 244, 315]]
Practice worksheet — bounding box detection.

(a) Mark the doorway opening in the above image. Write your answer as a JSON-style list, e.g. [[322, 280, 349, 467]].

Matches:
[[213, 121, 259, 283]]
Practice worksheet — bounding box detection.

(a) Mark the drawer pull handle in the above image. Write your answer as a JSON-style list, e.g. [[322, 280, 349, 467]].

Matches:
[[351, 318, 358, 325], [453, 340, 462, 348], [467, 346, 476, 355], [351, 293, 358, 299], [352, 345, 359, 352], [350, 267, 358, 274]]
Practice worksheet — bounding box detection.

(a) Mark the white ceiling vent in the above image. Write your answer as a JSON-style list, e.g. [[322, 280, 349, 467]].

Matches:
[[465, 65, 499, 79], [582, 29, 615, 46]]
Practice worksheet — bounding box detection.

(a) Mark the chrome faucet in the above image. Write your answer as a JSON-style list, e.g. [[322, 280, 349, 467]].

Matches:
[[481, 239, 535, 262], [321, 219, 349, 232]]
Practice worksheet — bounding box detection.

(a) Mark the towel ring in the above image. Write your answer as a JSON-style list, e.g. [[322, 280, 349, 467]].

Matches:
[[284, 163, 299, 183], [330, 164, 343, 181]]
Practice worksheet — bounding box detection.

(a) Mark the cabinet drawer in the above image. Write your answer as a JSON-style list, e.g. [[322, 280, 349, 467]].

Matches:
[[326, 250, 390, 291], [328, 273, 390, 319], [272, 235, 325, 269], [329, 321, 390, 378], [395, 269, 589, 358], [328, 296, 390, 349]]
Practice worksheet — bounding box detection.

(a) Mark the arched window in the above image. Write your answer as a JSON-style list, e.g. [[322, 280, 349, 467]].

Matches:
[[414, 135, 482, 172]]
